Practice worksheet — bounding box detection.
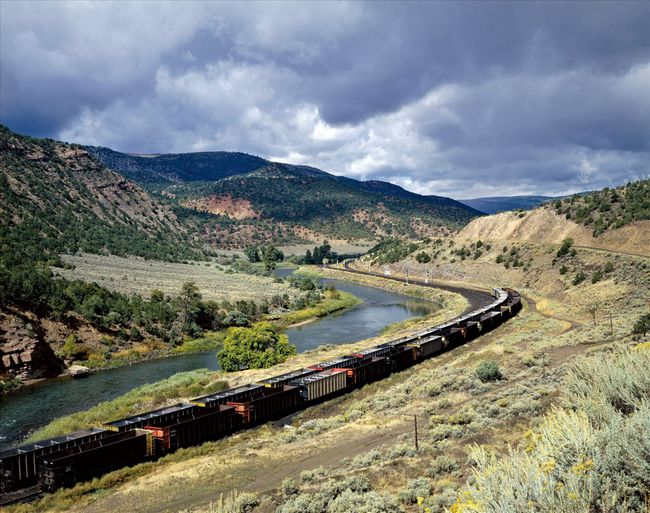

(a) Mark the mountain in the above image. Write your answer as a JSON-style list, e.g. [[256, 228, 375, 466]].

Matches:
[[0, 126, 201, 261], [457, 180, 650, 256], [459, 195, 560, 214], [87, 147, 482, 246], [86, 146, 268, 184]]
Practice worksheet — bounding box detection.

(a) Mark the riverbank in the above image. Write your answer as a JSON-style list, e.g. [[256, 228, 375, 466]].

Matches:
[[271, 290, 362, 328], [22, 280, 466, 444]]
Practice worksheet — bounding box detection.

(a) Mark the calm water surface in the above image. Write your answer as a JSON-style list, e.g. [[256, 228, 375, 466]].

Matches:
[[0, 270, 434, 449]]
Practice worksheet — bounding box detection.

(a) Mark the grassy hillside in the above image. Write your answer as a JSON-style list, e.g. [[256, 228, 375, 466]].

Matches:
[[0, 125, 201, 261], [550, 179, 649, 236], [88, 147, 481, 246]]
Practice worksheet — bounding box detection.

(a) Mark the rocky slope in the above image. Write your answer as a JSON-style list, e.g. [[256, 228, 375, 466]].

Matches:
[[457, 206, 649, 257], [0, 313, 64, 382], [0, 125, 201, 261]]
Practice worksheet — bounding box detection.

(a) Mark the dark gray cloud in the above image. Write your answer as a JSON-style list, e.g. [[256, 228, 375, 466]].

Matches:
[[1, 0, 648, 198]]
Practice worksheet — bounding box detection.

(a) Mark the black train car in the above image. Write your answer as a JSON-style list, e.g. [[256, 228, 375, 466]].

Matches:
[[104, 403, 202, 432], [338, 356, 391, 386], [39, 429, 152, 492], [388, 346, 417, 372], [144, 405, 242, 452], [226, 385, 302, 425], [0, 428, 110, 493]]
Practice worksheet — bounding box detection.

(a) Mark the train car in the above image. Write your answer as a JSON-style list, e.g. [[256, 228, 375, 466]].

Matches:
[[39, 429, 152, 492], [308, 356, 360, 372], [289, 369, 348, 402], [336, 356, 391, 386], [191, 384, 264, 409], [407, 335, 444, 360], [388, 345, 417, 372], [104, 402, 202, 432], [349, 344, 393, 360], [479, 311, 502, 331], [0, 427, 110, 493], [227, 385, 302, 424], [257, 368, 318, 388], [144, 405, 241, 452], [445, 327, 465, 348], [464, 321, 481, 340]]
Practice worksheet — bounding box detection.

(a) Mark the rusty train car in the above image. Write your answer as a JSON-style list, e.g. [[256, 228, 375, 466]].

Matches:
[[0, 287, 521, 501]]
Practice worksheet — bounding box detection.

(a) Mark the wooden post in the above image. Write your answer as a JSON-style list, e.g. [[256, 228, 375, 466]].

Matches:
[[609, 312, 613, 335], [413, 414, 419, 452]]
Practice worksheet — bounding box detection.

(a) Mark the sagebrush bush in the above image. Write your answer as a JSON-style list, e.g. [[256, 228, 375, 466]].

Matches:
[[277, 476, 403, 513], [475, 361, 502, 382], [452, 349, 650, 513], [398, 477, 433, 504]]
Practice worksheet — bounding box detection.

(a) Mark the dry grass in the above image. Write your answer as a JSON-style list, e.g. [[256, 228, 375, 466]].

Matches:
[[55, 253, 298, 302], [9, 245, 649, 513]]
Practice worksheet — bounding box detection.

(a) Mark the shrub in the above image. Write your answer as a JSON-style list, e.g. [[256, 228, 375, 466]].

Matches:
[[427, 455, 460, 478], [559, 264, 568, 275], [556, 237, 574, 258], [415, 251, 431, 263], [604, 261, 615, 273], [398, 477, 433, 504], [475, 361, 503, 382], [454, 350, 650, 513], [572, 271, 586, 286], [591, 269, 603, 283], [632, 313, 650, 337]]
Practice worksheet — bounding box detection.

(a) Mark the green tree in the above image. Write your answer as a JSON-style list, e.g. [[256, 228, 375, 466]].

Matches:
[[177, 281, 202, 326], [217, 322, 296, 371], [261, 245, 284, 271], [632, 313, 650, 337], [244, 245, 260, 263]]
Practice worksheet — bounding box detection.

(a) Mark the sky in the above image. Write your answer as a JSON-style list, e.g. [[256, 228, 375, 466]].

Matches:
[[1, 1, 649, 199]]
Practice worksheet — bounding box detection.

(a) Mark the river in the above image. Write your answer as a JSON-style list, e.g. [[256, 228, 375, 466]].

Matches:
[[0, 271, 435, 449]]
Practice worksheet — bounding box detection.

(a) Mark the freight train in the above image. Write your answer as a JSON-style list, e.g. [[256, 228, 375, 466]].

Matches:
[[0, 287, 521, 502]]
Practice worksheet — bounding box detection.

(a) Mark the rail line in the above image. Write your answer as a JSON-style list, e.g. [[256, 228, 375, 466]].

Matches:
[[0, 284, 521, 504]]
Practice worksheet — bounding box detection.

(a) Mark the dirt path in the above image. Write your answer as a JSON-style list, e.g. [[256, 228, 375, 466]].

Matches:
[[79, 422, 410, 513]]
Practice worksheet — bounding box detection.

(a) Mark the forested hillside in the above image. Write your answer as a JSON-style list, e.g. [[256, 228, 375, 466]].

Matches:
[[86, 146, 268, 185], [88, 145, 482, 245], [0, 125, 201, 261]]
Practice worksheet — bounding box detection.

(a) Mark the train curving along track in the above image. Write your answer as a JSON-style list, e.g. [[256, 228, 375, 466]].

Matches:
[[0, 279, 521, 504], [334, 261, 492, 312]]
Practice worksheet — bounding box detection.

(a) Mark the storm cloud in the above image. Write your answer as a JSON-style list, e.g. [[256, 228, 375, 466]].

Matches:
[[1, 1, 648, 198]]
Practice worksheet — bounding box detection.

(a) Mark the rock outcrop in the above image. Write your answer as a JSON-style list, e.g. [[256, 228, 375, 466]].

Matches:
[[0, 314, 64, 380]]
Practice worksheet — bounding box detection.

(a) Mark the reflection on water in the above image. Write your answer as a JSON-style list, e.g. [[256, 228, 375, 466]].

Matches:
[[0, 268, 435, 449]]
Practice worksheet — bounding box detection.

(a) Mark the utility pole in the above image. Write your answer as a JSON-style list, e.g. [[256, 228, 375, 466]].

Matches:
[[425, 268, 429, 284], [406, 269, 409, 284], [609, 312, 614, 335]]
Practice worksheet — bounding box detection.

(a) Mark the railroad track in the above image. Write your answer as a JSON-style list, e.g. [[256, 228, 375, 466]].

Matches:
[[330, 261, 492, 312], [1, 283, 521, 504]]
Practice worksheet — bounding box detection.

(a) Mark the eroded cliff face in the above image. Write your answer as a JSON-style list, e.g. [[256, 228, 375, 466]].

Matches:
[[0, 313, 64, 381]]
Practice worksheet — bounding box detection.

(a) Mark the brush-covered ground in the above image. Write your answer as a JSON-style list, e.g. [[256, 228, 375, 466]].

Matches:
[[6, 238, 649, 513]]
